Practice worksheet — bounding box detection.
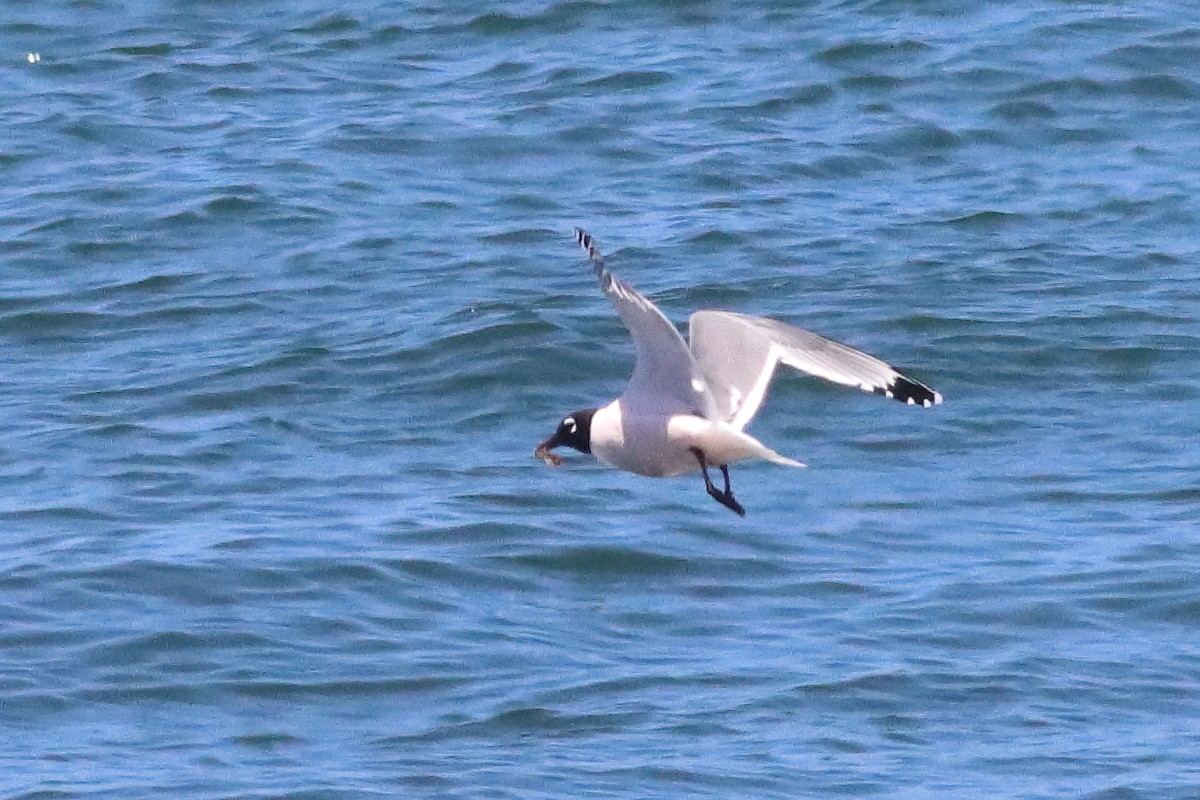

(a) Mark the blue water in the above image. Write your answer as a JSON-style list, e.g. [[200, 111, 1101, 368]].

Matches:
[[4, 2, 1200, 798]]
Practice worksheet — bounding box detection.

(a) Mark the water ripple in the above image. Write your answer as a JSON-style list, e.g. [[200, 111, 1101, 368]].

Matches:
[[3, 2, 1200, 799]]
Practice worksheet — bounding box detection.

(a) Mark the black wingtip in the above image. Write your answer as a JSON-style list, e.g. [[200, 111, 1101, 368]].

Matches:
[[878, 375, 943, 408], [573, 227, 612, 289], [573, 227, 601, 263]]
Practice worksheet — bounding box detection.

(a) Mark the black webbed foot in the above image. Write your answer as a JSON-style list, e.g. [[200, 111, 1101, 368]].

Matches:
[[690, 447, 746, 516]]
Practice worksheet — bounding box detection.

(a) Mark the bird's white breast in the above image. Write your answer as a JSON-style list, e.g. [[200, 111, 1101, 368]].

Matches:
[[589, 400, 699, 478], [589, 399, 784, 478]]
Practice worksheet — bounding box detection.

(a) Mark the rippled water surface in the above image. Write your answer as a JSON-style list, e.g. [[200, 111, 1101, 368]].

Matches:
[[4, 2, 1200, 798]]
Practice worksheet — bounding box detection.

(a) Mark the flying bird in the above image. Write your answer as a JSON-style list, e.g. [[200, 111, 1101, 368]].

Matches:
[[536, 229, 942, 515]]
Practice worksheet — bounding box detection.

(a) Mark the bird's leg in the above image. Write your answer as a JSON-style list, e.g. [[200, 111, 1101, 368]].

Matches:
[[690, 447, 746, 516], [719, 463, 734, 496]]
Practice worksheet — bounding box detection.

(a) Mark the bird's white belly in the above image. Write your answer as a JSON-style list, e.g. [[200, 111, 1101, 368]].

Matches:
[[589, 400, 776, 478]]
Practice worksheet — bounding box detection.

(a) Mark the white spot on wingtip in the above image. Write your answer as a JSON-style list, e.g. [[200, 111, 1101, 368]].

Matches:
[[906, 397, 916, 405]]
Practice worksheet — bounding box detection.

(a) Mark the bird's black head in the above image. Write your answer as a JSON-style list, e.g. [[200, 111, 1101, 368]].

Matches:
[[535, 408, 596, 465]]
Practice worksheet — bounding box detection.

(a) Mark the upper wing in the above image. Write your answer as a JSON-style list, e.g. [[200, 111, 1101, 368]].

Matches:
[[574, 229, 715, 416], [688, 310, 942, 430]]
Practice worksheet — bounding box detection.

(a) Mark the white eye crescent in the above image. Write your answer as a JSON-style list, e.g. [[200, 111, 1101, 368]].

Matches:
[[563, 417, 577, 434]]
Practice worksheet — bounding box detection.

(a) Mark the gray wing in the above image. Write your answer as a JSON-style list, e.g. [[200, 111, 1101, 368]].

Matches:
[[575, 229, 716, 416], [689, 310, 942, 430]]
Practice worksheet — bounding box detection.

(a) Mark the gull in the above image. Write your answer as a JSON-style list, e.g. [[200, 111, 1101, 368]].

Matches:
[[536, 229, 942, 515]]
